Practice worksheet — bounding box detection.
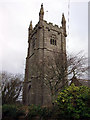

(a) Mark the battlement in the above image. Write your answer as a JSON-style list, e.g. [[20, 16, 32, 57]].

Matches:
[[43, 20, 63, 33], [44, 20, 60, 28], [29, 20, 64, 37]]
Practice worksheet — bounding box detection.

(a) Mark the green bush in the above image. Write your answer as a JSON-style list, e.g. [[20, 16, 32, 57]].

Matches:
[[2, 104, 17, 118], [28, 104, 41, 119], [2, 85, 90, 120], [27, 104, 52, 119], [40, 107, 52, 119], [2, 104, 52, 120], [2, 104, 25, 119], [56, 84, 90, 120]]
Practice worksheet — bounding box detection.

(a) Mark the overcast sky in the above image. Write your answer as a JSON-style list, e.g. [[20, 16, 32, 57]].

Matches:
[[0, 0, 89, 74]]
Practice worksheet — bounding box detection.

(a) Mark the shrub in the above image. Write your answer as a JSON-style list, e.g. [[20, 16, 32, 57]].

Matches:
[[28, 104, 42, 119], [27, 104, 52, 119], [56, 84, 90, 120], [2, 104, 52, 120], [2, 104, 25, 119], [40, 107, 52, 119], [2, 104, 17, 118]]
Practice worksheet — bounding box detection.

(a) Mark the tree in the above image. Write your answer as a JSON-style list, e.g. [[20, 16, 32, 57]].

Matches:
[[1, 72, 23, 104], [43, 52, 67, 103], [44, 51, 88, 103], [67, 51, 88, 79], [56, 84, 90, 120], [28, 51, 88, 104]]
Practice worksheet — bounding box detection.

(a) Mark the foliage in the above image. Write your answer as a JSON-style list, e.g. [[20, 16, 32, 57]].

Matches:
[[2, 104, 52, 120], [2, 94, 90, 120], [2, 104, 25, 119], [27, 104, 52, 119], [28, 104, 41, 118], [1, 72, 23, 104], [56, 84, 90, 120], [2, 104, 17, 118]]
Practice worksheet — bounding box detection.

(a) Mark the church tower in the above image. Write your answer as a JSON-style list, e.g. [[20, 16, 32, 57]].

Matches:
[[23, 4, 67, 106]]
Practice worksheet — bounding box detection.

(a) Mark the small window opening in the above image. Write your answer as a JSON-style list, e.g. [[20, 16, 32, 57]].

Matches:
[[53, 39, 54, 45], [50, 39, 52, 44], [55, 40, 56, 45], [28, 85, 31, 91]]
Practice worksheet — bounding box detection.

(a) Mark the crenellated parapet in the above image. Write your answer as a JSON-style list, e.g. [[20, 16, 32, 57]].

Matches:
[[43, 20, 63, 34], [28, 20, 66, 40]]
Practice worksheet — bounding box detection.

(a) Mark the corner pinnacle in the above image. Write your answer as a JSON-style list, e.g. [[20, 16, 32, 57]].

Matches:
[[30, 21, 32, 30], [39, 3, 44, 21]]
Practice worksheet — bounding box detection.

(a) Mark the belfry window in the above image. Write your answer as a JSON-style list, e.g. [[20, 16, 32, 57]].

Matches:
[[50, 39, 57, 46], [50, 39, 52, 44], [55, 40, 56, 45], [53, 39, 54, 45]]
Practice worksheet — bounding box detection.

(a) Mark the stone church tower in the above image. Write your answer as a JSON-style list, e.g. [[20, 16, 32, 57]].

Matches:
[[23, 4, 67, 106]]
